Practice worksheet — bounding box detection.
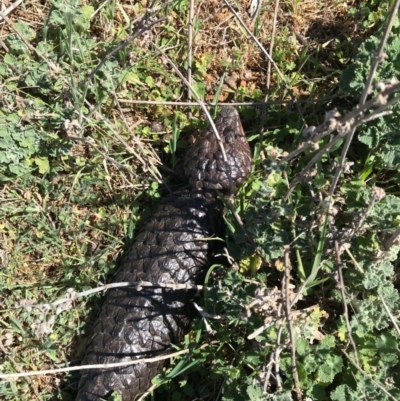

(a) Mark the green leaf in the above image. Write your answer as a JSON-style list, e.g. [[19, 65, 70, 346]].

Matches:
[[192, 80, 205, 99], [16, 21, 36, 41], [331, 384, 351, 401], [307, 383, 327, 400], [317, 355, 343, 383], [296, 338, 310, 356], [81, 5, 94, 21], [34, 157, 50, 174], [0, 63, 8, 76], [317, 335, 335, 351], [145, 76, 154, 86]]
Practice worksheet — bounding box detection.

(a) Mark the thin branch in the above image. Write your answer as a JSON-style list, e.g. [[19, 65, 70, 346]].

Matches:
[[247, 319, 278, 340], [265, 1, 280, 93], [151, 43, 228, 161], [187, 0, 194, 108], [88, 4, 168, 80], [384, 227, 400, 250], [340, 348, 398, 401], [118, 99, 296, 106], [151, 42, 239, 194], [328, 0, 400, 196], [0, 0, 23, 22], [283, 81, 400, 197], [284, 246, 302, 399], [223, 0, 306, 125], [282, 81, 400, 165], [260, 0, 280, 145], [118, 93, 337, 107], [23, 281, 205, 314], [257, 0, 279, 147], [193, 302, 223, 320], [264, 326, 284, 391], [343, 245, 365, 274], [0, 348, 41, 397], [0, 344, 210, 380], [335, 241, 359, 366], [378, 294, 400, 336]]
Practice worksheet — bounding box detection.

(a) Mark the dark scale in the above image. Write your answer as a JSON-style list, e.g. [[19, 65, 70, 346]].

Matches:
[[76, 107, 252, 400]]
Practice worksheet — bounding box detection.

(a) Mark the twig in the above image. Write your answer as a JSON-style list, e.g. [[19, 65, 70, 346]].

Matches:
[[328, 0, 400, 196], [137, 382, 157, 401], [334, 241, 359, 366], [340, 348, 398, 401], [283, 81, 400, 196], [259, 0, 280, 145], [118, 95, 338, 107], [264, 326, 284, 391], [223, 0, 306, 125], [0, 344, 210, 380], [282, 81, 400, 165], [247, 319, 278, 340], [0, 0, 23, 22], [193, 302, 222, 334], [378, 294, 400, 336], [23, 281, 205, 314], [151, 42, 237, 193], [284, 246, 302, 399], [0, 344, 40, 396], [151, 42, 228, 161], [87, 2, 168, 80], [187, 0, 194, 112], [0, 10, 58, 68], [384, 227, 400, 250], [193, 302, 223, 320], [343, 245, 365, 274], [119, 99, 297, 106]]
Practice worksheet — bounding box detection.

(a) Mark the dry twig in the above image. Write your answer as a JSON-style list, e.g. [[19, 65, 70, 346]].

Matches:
[[117, 95, 338, 107], [187, 0, 195, 110], [223, 0, 306, 125], [264, 326, 284, 391], [20, 281, 204, 315], [378, 294, 400, 336], [0, 0, 24, 22], [151, 41, 237, 194], [87, 1, 168, 80], [284, 81, 400, 196], [259, 0, 280, 145], [340, 348, 398, 401], [329, 0, 400, 196], [284, 246, 302, 399], [334, 241, 360, 366], [0, 344, 210, 380]]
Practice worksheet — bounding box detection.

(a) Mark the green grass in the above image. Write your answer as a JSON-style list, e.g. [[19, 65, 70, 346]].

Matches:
[[1, 0, 400, 400]]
